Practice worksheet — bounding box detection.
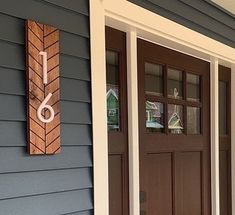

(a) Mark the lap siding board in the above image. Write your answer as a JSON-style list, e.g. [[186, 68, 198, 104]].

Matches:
[[0, 1, 92, 215]]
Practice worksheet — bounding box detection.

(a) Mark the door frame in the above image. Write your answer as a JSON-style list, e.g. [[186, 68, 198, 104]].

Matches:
[[89, 1, 235, 215]]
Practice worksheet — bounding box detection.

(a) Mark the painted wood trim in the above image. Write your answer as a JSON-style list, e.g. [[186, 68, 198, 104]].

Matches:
[[127, 29, 140, 215], [26, 20, 61, 155], [210, 57, 220, 215], [90, 1, 109, 215], [231, 64, 235, 215], [104, 0, 235, 65], [128, 0, 235, 48]]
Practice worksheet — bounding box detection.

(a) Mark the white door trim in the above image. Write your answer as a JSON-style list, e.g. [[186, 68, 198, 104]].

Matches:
[[90, 1, 109, 215], [90, 0, 235, 215], [210, 57, 220, 215], [127, 28, 140, 215]]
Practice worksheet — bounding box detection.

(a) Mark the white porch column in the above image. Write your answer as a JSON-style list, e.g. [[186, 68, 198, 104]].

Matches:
[[127, 28, 140, 215], [90, 1, 109, 215], [231, 64, 235, 215], [210, 57, 220, 215]]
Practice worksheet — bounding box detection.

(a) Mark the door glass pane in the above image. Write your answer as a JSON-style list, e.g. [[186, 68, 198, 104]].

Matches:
[[168, 68, 183, 99], [145, 63, 163, 96], [146, 101, 164, 132], [187, 107, 201, 134], [168, 104, 183, 134], [187, 73, 200, 102], [219, 81, 227, 135], [106, 51, 120, 131]]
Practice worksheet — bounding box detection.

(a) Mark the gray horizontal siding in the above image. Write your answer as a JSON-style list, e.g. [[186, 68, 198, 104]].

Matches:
[[0, 34, 89, 70], [61, 55, 90, 81], [0, 168, 92, 199], [0, 146, 92, 174], [0, 94, 91, 123], [0, 68, 91, 101], [0, 1, 92, 215], [0, 67, 25, 96], [129, 0, 235, 48], [43, 0, 89, 16], [0, 122, 92, 147], [0, 0, 89, 37], [64, 210, 93, 215], [0, 189, 93, 215]]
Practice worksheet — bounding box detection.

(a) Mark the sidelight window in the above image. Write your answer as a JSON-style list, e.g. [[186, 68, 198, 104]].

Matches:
[[106, 50, 120, 131]]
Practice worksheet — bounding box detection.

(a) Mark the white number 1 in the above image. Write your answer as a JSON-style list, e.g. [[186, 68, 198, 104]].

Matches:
[[39, 51, 48, 84]]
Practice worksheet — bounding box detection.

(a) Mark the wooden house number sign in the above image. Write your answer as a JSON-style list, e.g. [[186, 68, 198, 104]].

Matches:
[[26, 20, 61, 155]]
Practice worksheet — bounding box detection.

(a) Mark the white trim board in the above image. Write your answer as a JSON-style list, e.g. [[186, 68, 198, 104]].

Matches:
[[212, 0, 235, 15], [90, 1, 109, 215], [90, 0, 235, 215], [104, 0, 235, 66]]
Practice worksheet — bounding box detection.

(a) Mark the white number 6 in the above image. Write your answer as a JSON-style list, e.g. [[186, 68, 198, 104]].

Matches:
[[37, 93, 55, 123]]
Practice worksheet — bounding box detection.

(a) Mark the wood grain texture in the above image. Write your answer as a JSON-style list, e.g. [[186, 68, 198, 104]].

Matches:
[[26, 20, 60, 155]]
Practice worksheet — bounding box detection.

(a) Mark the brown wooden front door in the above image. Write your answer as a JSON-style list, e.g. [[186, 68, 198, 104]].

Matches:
[[106, 27, 129, 215], [138, 39, 211, 215]]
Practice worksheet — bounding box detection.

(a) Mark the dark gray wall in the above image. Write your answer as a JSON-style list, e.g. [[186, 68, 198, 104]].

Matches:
[[0, 0, 93, 214], [128, 0, 235, 48]]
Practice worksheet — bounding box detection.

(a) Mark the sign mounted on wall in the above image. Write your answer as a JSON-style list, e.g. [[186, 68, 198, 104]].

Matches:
[[26, 20, 61, 155]]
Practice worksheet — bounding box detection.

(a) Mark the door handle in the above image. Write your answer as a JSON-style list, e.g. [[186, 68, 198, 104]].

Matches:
[[140, 190, 147, 203]]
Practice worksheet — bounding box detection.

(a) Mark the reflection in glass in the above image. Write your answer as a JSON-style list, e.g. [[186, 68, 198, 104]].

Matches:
[[219, 81, 227, 135], [145, 63, 163, 96], [168, 68, 183, 99], [106, 51, 120, 131], [187, 107, 201, 134], [146, 101, 164, 132], [187, 73, 200, 102], [168, 104, 183, 134]]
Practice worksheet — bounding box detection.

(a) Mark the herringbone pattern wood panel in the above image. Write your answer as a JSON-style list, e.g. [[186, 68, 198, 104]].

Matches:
[[26, 20, 60, 155]]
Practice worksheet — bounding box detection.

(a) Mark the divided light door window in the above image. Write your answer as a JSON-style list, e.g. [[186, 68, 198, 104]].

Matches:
[[145, 63, 201, 135]]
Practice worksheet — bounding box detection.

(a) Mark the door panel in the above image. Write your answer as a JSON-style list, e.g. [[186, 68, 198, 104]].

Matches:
[[219, 66, 231, 215], [147, 153, 173, 215], [109, 155, 124, 214], [138, 39, 210, 215], [106, 27, 129, 215], [176, 152, 202, 215], [219, 151, 229, 215]]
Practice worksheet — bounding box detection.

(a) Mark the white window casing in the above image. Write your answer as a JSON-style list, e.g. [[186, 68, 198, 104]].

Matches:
[[210, 57, 220, 215], [127, 28, 140, 215]]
